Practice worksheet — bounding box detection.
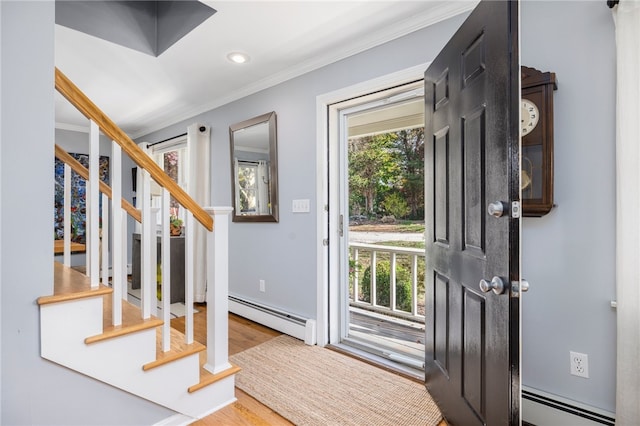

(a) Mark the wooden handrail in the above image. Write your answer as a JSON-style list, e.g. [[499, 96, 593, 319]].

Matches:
[[55, 144, 142, 223], [54, 68, 213, 232]]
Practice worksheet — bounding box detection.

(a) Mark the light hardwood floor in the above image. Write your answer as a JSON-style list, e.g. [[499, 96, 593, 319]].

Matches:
[[171, 305, 293, 425], [172, 303, 446, 425]]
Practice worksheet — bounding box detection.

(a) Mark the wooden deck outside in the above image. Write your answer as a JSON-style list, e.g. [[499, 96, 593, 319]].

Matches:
[[348, 306, 425, 364]]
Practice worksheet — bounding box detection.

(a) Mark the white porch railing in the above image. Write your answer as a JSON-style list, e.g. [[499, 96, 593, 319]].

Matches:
[[349, 242, 425, 322]]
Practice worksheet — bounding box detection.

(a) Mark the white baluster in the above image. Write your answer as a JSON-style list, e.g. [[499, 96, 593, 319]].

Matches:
[[63, 164, 71, 267], [150, 207, 159, 318], [353, 248, 359, 302], [121, 209, 128, 302], [101, 193, 109, 287], [411, 254, 418, 316], [161, 189, 171, 352], [204, 207, 233, 374], [88, 121, 100, 287], [371, 251, 377, 307], [184, 211, 194, 344], [141, 169, 152, 319], [390, 252, 397, 312], [111, 141, 123, 326]]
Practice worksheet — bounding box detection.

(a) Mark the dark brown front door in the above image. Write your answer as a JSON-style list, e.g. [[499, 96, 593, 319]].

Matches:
[[424, 1, 521, 425]]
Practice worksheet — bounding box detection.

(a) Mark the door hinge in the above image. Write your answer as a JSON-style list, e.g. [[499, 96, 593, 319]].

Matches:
[[511, 201, 521, 218], [339, 214, 344, 237], [322, 238, 329, 246]]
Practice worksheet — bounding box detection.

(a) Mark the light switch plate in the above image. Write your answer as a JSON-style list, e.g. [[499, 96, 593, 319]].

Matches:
[[292, 199, 310, 213]]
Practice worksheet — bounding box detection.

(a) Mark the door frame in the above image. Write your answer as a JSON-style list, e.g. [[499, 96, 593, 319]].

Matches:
[[315, 63, 429, 346]]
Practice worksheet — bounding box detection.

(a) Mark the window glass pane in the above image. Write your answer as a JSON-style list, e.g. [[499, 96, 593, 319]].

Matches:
[[164, 150, 181, 213], [238, 163, 258, 213]]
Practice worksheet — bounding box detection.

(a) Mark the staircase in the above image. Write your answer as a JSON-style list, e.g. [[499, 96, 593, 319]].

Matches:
[[39, 68, 238, 422]]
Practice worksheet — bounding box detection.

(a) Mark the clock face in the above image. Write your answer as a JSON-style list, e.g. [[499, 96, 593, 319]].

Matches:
[[521, 99, 539, 136]]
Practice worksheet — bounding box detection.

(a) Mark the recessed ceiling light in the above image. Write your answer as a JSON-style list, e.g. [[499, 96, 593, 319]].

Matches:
[[227, 52, 250, 64]]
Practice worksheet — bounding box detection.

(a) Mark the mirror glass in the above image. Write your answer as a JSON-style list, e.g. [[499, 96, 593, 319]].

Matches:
[[230, 111, 278, 222]]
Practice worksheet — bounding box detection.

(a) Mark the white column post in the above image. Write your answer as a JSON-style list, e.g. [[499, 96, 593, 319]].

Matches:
[[204, 206, 233, 374]]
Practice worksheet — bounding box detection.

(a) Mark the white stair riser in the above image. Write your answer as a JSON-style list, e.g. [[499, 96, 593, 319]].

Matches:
[[40, 297, 103, 358], [178, 376, 236, 419], [40, 297, 235, 417]]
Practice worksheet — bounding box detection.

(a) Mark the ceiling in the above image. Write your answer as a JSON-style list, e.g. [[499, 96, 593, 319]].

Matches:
[[54, 1, 475, 139]]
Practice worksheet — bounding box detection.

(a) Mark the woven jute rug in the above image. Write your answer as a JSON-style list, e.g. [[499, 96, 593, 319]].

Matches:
[[230, 335, 443, 426]]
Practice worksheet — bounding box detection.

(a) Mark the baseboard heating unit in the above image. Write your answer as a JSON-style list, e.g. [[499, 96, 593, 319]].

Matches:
[[522, 387, 615, 426], [228, 296, 316, 345]]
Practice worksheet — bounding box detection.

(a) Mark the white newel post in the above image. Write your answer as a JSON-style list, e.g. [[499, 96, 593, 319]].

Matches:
[[204, 206, 232, 374]]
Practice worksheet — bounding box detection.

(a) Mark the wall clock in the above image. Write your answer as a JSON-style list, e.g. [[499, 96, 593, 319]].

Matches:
[[521, 66, 557, 217]]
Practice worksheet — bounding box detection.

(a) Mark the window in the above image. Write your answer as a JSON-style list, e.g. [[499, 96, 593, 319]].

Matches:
[[149, 136, 188, 222], [237, 161, 259, 213]]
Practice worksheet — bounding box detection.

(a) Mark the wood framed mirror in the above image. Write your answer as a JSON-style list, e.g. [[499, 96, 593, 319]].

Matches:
[[229, 111, 279, 222]]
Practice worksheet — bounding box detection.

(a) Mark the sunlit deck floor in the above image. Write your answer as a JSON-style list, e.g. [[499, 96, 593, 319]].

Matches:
[[347, 306, 426, 368]]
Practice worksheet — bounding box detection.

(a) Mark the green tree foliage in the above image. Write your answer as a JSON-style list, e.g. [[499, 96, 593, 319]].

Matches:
[[348, 134, 400, 215], [394, 129, 425, 218], [360, 261, 412, 312], [382, 192, 410, 219], [348, 128, 424, 219]]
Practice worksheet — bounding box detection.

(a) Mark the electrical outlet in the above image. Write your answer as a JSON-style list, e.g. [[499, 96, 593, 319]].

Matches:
[[570, 351, 589, 378], [259, 279, 266, 292]]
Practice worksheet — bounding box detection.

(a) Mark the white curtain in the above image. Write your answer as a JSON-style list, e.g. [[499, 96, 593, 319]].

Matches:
[[134, 142, 152, 234], [257, 160, 269, 214], [613, 1, 640, 424], [187, 123, 211, 303]]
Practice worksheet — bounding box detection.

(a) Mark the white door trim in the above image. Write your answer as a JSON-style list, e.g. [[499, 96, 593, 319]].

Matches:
[[315, 63, 429, 346]]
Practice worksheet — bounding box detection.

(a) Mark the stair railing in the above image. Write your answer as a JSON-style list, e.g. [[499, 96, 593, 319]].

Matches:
[[54, 68, 229, 372]]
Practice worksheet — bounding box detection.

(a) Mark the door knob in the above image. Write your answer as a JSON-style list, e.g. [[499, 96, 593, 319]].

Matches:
[[487, 201, 506, 218], [479, 276, 505, 295]]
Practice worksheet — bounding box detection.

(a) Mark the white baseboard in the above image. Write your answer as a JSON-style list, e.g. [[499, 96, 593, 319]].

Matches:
[[228, 296, 316, 345], [153, 414, 194, 426], [523, 387, 615, 426]]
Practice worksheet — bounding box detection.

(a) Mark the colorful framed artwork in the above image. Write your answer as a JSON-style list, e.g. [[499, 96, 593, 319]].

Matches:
[[54, 153, 110, 244]]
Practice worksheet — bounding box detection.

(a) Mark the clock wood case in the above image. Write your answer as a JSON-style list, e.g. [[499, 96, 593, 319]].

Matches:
[[521, 66, 557, 217]]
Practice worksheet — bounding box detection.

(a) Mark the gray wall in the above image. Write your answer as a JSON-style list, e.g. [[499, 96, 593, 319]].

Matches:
[[521, 1, 616, 413], [140, 11, 469, 320], [1, 2, 172, 424], [0, 1, 613, 423], [142, 0, 617, 415]]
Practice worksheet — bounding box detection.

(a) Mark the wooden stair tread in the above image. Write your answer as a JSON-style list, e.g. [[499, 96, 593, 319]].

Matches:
[[143, 327, 206, 371], [38, 262, 112, 305], [188, 352, 241, 393], [53, 239, 86, 254], [84, 293, 163, 344]]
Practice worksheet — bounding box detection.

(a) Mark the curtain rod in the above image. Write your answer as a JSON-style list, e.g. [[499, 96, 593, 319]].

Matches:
[[607, 0, 619, 8], [149, 132, 187, 147]]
